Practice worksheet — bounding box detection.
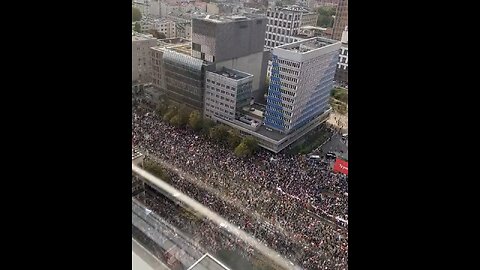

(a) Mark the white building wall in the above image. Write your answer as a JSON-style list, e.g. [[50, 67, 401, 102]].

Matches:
[[132, 36, 157, 83], [264, 8, 303, 49], [204, 73, 250, 120]]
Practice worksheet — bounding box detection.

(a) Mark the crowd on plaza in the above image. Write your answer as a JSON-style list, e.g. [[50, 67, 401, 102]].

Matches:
[[132, 105, 348, 270]]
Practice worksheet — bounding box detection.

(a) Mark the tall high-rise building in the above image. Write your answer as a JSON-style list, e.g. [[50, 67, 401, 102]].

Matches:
[[264, 37, 341, 133], [332, 0, 348, 41], [191, 15, 269, 103], [132, 33, 157, 83]]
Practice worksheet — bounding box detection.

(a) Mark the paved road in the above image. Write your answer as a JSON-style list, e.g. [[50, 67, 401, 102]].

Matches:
[[314, 133, 348, 160]]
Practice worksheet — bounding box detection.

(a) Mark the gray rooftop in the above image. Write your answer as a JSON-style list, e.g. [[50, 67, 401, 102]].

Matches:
[[196, 13, 264, 23], [278, 37, 340, 53], [210, 67, 253, 80], [269, 5, 311, 13]]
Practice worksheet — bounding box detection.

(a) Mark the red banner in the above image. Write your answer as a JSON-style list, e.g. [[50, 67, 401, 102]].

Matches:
[[333, 159, 348, 175]]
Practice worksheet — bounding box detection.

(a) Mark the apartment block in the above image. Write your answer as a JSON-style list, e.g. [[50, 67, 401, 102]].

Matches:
[[264, 6, 303, 49], [155, 19, 176, 38], [132, 33, 157, 83], [264, 37, 341, 133]]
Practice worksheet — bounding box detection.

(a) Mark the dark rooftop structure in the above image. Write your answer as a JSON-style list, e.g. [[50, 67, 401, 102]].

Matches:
[[212, 67, 252, 80]]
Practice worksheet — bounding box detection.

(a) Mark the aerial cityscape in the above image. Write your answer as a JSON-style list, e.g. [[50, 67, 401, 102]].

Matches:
[[132, 0, 348, 269]]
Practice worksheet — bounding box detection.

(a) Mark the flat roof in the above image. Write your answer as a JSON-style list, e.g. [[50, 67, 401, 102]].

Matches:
[[301, 25, 327, 31], [255, 124, 288, 141], [132, 35, 155, 42], [209, 67, 253, 80], [196, 14, 264, 23], [277, 37, 340, 53], [159, 37, 191, 45], [151, 43, 192, 56], [269, 5, 310, 13], [170, 44, 192, 55]]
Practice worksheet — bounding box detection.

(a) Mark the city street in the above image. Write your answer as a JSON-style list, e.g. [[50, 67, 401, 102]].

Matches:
[[314, 133, 348, 160]]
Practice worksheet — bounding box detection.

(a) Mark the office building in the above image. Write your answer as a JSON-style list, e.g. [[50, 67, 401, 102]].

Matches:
[[204, 67, 254, 121], [150, 39, 214, 110], [154, 19, 176, 38], [264, 5, 318, 50], [335, 26, 348, 85], [132, 33, 157, 83], [332, 0, 347, 41], [264, 6, 303, 49], [300, 11, 318, 27], [191, 15, 269, 103], [264, 37, 341, 133]]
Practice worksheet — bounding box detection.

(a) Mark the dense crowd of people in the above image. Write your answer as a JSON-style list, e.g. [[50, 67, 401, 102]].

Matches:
[[132, 105, 348, 269]]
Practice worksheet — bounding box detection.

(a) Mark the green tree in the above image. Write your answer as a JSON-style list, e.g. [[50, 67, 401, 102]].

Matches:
[[201, 118, 216, 136], [169, 114, 180, 126], [227, 129, 242, 149], [234, 142, 250, 158], [134, 22, 142, 33], [276, 0, 295, 6], [331, 88, 348, 104], [156, 99, 170, 117], [132, 7, 142, 22], [234, 136, 259, 158], [188, 110, 203, 131], [316, 7, 336, 28], [209, 125, 230, 144], [148, 29, 167, 39], [177, 104, 191, 127], [243, 136, 259, 152], [158, 32, 166, 39], [163, 105, 177, 122]]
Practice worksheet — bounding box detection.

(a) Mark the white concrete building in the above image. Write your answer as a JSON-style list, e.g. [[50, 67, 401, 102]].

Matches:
[[132, 33, 157, 83], [264, 37, 341, 133], [154, 19, 176, 38], [264, 5, 317, 49], [204, 67, 254, 121]]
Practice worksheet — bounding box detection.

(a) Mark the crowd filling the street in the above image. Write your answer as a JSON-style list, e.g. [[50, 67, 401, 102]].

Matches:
[[132, 103, 348, 270]]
